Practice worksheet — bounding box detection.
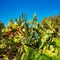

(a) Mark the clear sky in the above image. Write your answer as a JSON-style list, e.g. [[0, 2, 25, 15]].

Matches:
[[0, 0, 60, 25]]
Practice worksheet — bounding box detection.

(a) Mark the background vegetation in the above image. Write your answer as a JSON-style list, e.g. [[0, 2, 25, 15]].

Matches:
[[0, 14, 60, 60]]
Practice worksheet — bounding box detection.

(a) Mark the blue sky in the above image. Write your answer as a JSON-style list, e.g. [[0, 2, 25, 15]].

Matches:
[[0, 0, 60, 25]]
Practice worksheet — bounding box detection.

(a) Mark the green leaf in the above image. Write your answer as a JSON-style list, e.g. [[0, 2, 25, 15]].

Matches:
[[54, 38, 60, 47], [52, 57, 60, 60], [34, 51, 41, 60], [42, 46, 56, 57], [16, 53, 21, 60], [14, 34, 23, 43], [28, 20, 34, 24], [39, 54, 50, 60], [33, 13, 37, 21], [23, 45, 35, 53], [21, 53, 29, 60], [8, 40, 15, 46], [21, 38, 31, 45], [0, 43, 6, 49], [39, 33, 49, 49], [23, 45, 36, 60]]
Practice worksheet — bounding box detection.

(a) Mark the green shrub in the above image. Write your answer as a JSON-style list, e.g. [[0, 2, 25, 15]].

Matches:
[[0, 14, 60, 60]]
